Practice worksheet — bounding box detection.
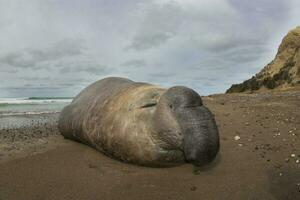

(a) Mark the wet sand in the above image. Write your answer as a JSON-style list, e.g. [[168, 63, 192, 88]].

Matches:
[[0, 91, 300, 200]]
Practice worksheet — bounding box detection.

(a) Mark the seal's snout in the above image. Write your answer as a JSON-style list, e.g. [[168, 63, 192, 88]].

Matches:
[[162, 86, 220, 166], [182, 106, 220, 166]]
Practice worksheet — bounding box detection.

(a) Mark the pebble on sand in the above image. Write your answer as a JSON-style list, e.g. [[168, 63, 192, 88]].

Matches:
[[190, 186, 197, 191], [234, 135, 241, 141], [279, 172, 283, 176]]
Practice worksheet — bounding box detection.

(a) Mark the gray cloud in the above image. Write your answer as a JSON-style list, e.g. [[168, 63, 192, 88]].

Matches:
[[121, 59, 147, 68], [59, 65, 111, 74], [21, 76, 52, 81], [129, 32, 174, 51], [221, 45, 269, 63], [0, 38, 84, 69], [0, 67, 18, 73], [228, 0, 290, 22], [127, 2, 182, 51]]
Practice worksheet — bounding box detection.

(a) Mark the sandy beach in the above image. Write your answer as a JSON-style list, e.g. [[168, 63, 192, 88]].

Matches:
[[0, 91, 300, 200]]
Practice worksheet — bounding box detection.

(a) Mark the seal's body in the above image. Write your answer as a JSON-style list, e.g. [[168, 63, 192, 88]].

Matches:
[[59, 77, 219, 167]]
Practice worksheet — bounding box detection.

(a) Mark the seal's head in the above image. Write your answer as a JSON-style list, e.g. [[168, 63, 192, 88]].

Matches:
[[153, 86, 220, 166]]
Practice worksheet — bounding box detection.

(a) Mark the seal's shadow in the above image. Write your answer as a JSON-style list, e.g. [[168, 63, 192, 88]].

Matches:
[[193, 153, 222, 174]]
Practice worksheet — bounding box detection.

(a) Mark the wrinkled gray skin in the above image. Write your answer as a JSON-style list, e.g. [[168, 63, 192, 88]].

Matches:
[[59, 77, 219, 167]]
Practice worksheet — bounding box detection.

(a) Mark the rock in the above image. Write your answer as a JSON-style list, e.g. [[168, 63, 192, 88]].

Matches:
[[273, 163, 282, 168], [190, 186, 197, 191], [234, 135, 241, 141], [291, 154, 296, 158]]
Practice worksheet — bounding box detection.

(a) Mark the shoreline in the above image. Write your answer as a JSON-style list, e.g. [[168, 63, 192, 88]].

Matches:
[[0, 113, 70, 163]]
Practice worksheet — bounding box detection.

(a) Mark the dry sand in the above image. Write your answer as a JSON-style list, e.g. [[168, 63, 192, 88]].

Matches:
[[0, 91, 300, 200]]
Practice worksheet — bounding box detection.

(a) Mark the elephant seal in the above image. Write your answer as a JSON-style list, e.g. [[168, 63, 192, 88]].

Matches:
[[59, 77, 219, 167]]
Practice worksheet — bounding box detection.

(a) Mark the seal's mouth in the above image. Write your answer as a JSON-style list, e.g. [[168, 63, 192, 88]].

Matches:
[[184, 150, 212, 167]]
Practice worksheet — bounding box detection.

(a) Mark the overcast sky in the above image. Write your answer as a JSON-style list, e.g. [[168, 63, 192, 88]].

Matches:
[[0, 0, 299, 97]]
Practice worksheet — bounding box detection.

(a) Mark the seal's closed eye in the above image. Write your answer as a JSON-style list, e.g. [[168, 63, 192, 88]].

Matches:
[[140, 102, 157, 108]]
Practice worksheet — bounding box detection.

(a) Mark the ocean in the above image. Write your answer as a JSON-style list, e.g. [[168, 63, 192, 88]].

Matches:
[[0, 97, 72, 116]]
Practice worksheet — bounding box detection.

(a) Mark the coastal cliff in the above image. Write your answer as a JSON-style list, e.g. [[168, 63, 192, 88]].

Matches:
[[227, 27, 300, 93]]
